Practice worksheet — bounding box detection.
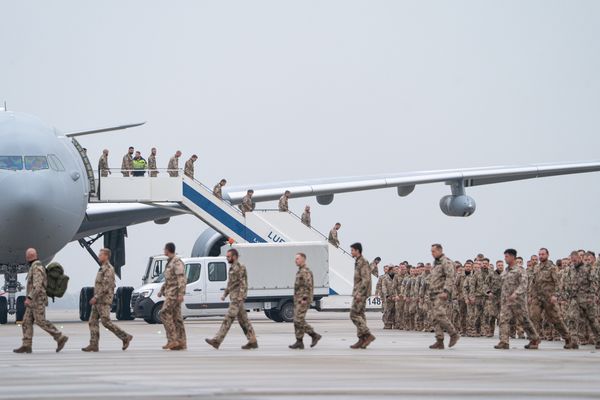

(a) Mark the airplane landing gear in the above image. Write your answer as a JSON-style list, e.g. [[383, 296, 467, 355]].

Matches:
[[0, 263, 28, 324]]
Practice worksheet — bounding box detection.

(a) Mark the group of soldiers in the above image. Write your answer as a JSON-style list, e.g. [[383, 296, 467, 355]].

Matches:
[[13, 240, 600, 353], [375, 247, 600, 349], [97, 147, 198, 179]]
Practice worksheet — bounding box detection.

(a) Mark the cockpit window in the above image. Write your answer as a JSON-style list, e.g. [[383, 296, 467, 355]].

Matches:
[[47, 154, 65, 171], [24, 156, 49, 171], [0, 156, 23, 170]]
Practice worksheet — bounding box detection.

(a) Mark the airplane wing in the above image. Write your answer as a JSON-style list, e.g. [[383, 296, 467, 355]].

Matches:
[[222, 160, 600, 206], [74, 202, 188, 239]]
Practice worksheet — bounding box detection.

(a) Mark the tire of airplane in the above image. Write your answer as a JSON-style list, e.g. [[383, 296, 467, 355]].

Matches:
[[79, 287, 94, 321], [115, 287, 134, 321], [279, 300, 294, 323], [269, 308, 285, 323], [0, 297, 7, 325], [16, 296, 26, 322], [151, 303, 163, 325]]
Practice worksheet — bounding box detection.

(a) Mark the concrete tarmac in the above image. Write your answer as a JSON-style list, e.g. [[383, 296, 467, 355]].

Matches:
[[0, 310, 599, 400]]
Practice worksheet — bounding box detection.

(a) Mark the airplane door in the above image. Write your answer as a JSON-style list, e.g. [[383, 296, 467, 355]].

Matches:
[[182, 263, 203, 317], [205, 261, 229, 316]]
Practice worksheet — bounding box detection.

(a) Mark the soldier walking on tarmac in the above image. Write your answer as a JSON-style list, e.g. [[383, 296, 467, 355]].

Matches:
[[289, 252, 322, 349], [82, 248, 133, 352], [157, 242, 187, 350], [349, 242, 376, 349], [206, 248, 258, 350], [13, 248, 69, 354]]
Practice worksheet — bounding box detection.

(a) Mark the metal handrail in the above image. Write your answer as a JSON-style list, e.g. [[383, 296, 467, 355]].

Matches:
[[253, 209, 352, 257]]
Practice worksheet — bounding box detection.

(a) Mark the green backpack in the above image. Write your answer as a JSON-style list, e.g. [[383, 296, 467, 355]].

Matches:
[[46, 262, 70, 301]]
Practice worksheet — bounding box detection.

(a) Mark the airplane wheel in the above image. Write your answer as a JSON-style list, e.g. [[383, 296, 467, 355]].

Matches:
[[116, 287, 134, 321], [0, 297, 7, 325], [16, 296, 26, 322], [279, 301, 295, 323], [79, 287, 94, 321]]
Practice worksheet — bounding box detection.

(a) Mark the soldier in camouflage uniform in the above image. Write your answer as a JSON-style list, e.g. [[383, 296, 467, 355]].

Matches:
[[393, 264, 408, 329], [453, 262, 468, 334], [428, 244, 459, 349], [370, 257, 381, 278], [167, 150, 181, 177], [121, 146, 134, 177], [495, 249, 540, 350], [148, 147, 158, 177], [278, 190, 291, 212], [213, 179, 227, 199], [289, 253, 322, 349], [98, 149, 110, 178], [184, 154, 197, 179], [349, 243, 376, 349], [301, 205, 311, 227], [239, 189, 255, 216], [157, 242, 187, 350], [14, 248, 69, 354], [405, 268, 418, 331], [82, 248, 133, 352], [484, 260, 503, 337], [206, 248, 258, 349], [381, 266, 396, 329], [463, 262, 477, 336], [529, 248, 574, 347], [565, 251, 600, 349], [328, 223, 341, 247], [471, 261, 487, 336]]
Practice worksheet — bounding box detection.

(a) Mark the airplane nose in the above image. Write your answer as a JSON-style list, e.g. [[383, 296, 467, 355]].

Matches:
[[0, 174, 57, 262]]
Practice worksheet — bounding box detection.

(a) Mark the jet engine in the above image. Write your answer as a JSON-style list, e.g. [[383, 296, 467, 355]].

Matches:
[[439, 195, 476, 217]]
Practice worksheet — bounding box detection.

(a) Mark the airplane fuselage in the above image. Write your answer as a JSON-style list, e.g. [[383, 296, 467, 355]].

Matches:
[[0, 111, 88, 265]]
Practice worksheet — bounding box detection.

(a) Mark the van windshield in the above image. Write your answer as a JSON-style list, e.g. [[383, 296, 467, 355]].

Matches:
[[153, 274, 164, 283]]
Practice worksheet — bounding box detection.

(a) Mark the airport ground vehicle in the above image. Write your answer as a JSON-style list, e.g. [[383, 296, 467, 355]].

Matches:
[[131, 242, 330, 323]]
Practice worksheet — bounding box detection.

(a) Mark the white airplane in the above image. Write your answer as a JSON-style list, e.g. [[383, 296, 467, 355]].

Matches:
[[2, 108, 600, 322]]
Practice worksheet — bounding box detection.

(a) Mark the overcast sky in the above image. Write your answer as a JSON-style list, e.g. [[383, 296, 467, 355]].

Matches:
[[2, 1, 600, 295]]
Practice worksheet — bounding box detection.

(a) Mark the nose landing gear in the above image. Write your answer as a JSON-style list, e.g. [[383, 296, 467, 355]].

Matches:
[[0, 264, 29, 324]]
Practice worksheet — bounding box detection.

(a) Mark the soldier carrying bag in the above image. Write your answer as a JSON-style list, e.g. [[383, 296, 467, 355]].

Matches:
[[46, 262, 70, 301]]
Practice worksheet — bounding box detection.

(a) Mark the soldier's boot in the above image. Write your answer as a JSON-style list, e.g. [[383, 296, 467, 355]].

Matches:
[[170, 341, 186, 351], [449, 333, 460, 348], [289, 339, 304, 350], [122, 335, 133, 351], [241, 341, 258, 350], [81, 343, 99, 352], [13, 345, 32, 354], [595, 342, 600, 350], [429, 339, 444, 349], [524, 339, 540, 350], [205, 338, 220, 349], [309, 333, 322, 348], [350, 337, 365, 349], [494, 342, 509, 350], [164, 341, 182, 350], [56, 335, 69, 353], [360, 334, 376, 349], [383, 325, 392, 330]]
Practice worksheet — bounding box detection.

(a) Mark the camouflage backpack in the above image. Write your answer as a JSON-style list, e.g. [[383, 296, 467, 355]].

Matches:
[[46, 262, 70, 301]]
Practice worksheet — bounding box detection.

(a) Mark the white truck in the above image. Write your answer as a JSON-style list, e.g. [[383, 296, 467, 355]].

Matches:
[[131, 242, 331, 323]]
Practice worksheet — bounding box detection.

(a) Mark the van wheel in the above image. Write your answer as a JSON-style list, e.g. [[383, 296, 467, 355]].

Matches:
[[116, 287, 134, 321], [263, 309, 272, 319], [269, 308, 284, 323], [152, 303, 163, 324], [79, 287, 94, 321], [16, 296, 26, 322], [279, 301, 294, 323], [0, 297, 7, 325]]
